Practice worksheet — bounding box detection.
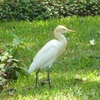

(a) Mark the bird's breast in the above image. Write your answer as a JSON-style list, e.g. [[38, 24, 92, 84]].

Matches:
[[56, 42, 67, 57]]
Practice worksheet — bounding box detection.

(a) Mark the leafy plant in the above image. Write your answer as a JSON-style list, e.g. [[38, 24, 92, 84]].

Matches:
[[0, 0, 100, 21], [0, 34, 27, 91]]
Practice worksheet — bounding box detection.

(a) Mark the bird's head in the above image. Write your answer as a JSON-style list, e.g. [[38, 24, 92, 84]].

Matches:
[[54, 25, 75, 34]]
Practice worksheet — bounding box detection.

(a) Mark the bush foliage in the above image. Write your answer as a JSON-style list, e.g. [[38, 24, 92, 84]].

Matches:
[[0, 34, 27, 91], [0, 0, 100, 21]]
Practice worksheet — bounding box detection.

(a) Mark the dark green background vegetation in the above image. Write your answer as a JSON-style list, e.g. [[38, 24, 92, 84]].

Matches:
[[0, 0, 100, 21]]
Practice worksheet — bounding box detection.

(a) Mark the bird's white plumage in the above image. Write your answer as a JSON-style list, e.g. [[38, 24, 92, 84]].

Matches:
[[28, 25, 74, 74], [28, 40, 64, 73]]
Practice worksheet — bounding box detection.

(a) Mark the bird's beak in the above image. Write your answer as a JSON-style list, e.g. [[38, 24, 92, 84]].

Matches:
[[67, 29, 75, 33]]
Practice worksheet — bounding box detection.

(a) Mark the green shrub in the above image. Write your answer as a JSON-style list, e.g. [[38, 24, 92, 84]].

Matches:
[[0, 0, 100, 21], [0, 34, 27, 91], [0, 0, 47, 21]]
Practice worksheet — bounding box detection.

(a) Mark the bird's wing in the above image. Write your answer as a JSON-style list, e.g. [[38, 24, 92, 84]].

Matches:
[[34, 40, 60, 61], [28, 40, 61, 73]]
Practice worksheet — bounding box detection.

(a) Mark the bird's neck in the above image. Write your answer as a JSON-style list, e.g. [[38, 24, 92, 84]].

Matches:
[[54, 32, 67, 44]]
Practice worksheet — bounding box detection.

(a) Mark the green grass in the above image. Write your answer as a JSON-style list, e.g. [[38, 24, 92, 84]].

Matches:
[[0, 16, 100, 100]]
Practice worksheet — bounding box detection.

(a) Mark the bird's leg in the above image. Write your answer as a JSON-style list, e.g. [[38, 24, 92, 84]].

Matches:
[[35, 69, 40, 87], [47, 68, 51, 89]]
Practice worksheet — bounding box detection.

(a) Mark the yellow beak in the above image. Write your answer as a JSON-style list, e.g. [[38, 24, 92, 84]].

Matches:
[[68, 29, 75, 33]]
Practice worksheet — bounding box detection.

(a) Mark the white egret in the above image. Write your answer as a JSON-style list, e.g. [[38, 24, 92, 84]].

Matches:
[[28, 25, 75, 88]]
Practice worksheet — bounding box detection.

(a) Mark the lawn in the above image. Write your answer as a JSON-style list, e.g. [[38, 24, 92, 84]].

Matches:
[[0, 16, 100, 100]]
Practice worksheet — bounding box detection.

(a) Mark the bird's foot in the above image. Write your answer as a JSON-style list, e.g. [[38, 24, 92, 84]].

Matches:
[[40, 80, 47, 86], [40, 79, 52, 86], [34, 84, 39, 88], [28, 85, 39, 89]]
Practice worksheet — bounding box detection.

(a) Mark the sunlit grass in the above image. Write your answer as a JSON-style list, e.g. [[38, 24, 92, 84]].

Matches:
[[0, 16, 100, 100]]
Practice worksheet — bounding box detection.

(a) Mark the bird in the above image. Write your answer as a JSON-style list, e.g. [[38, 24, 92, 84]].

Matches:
[[28, 25, 75, 88]]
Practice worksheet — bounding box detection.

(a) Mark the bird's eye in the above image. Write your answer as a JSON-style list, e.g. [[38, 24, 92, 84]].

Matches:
[[63, 28, 66, 31]]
